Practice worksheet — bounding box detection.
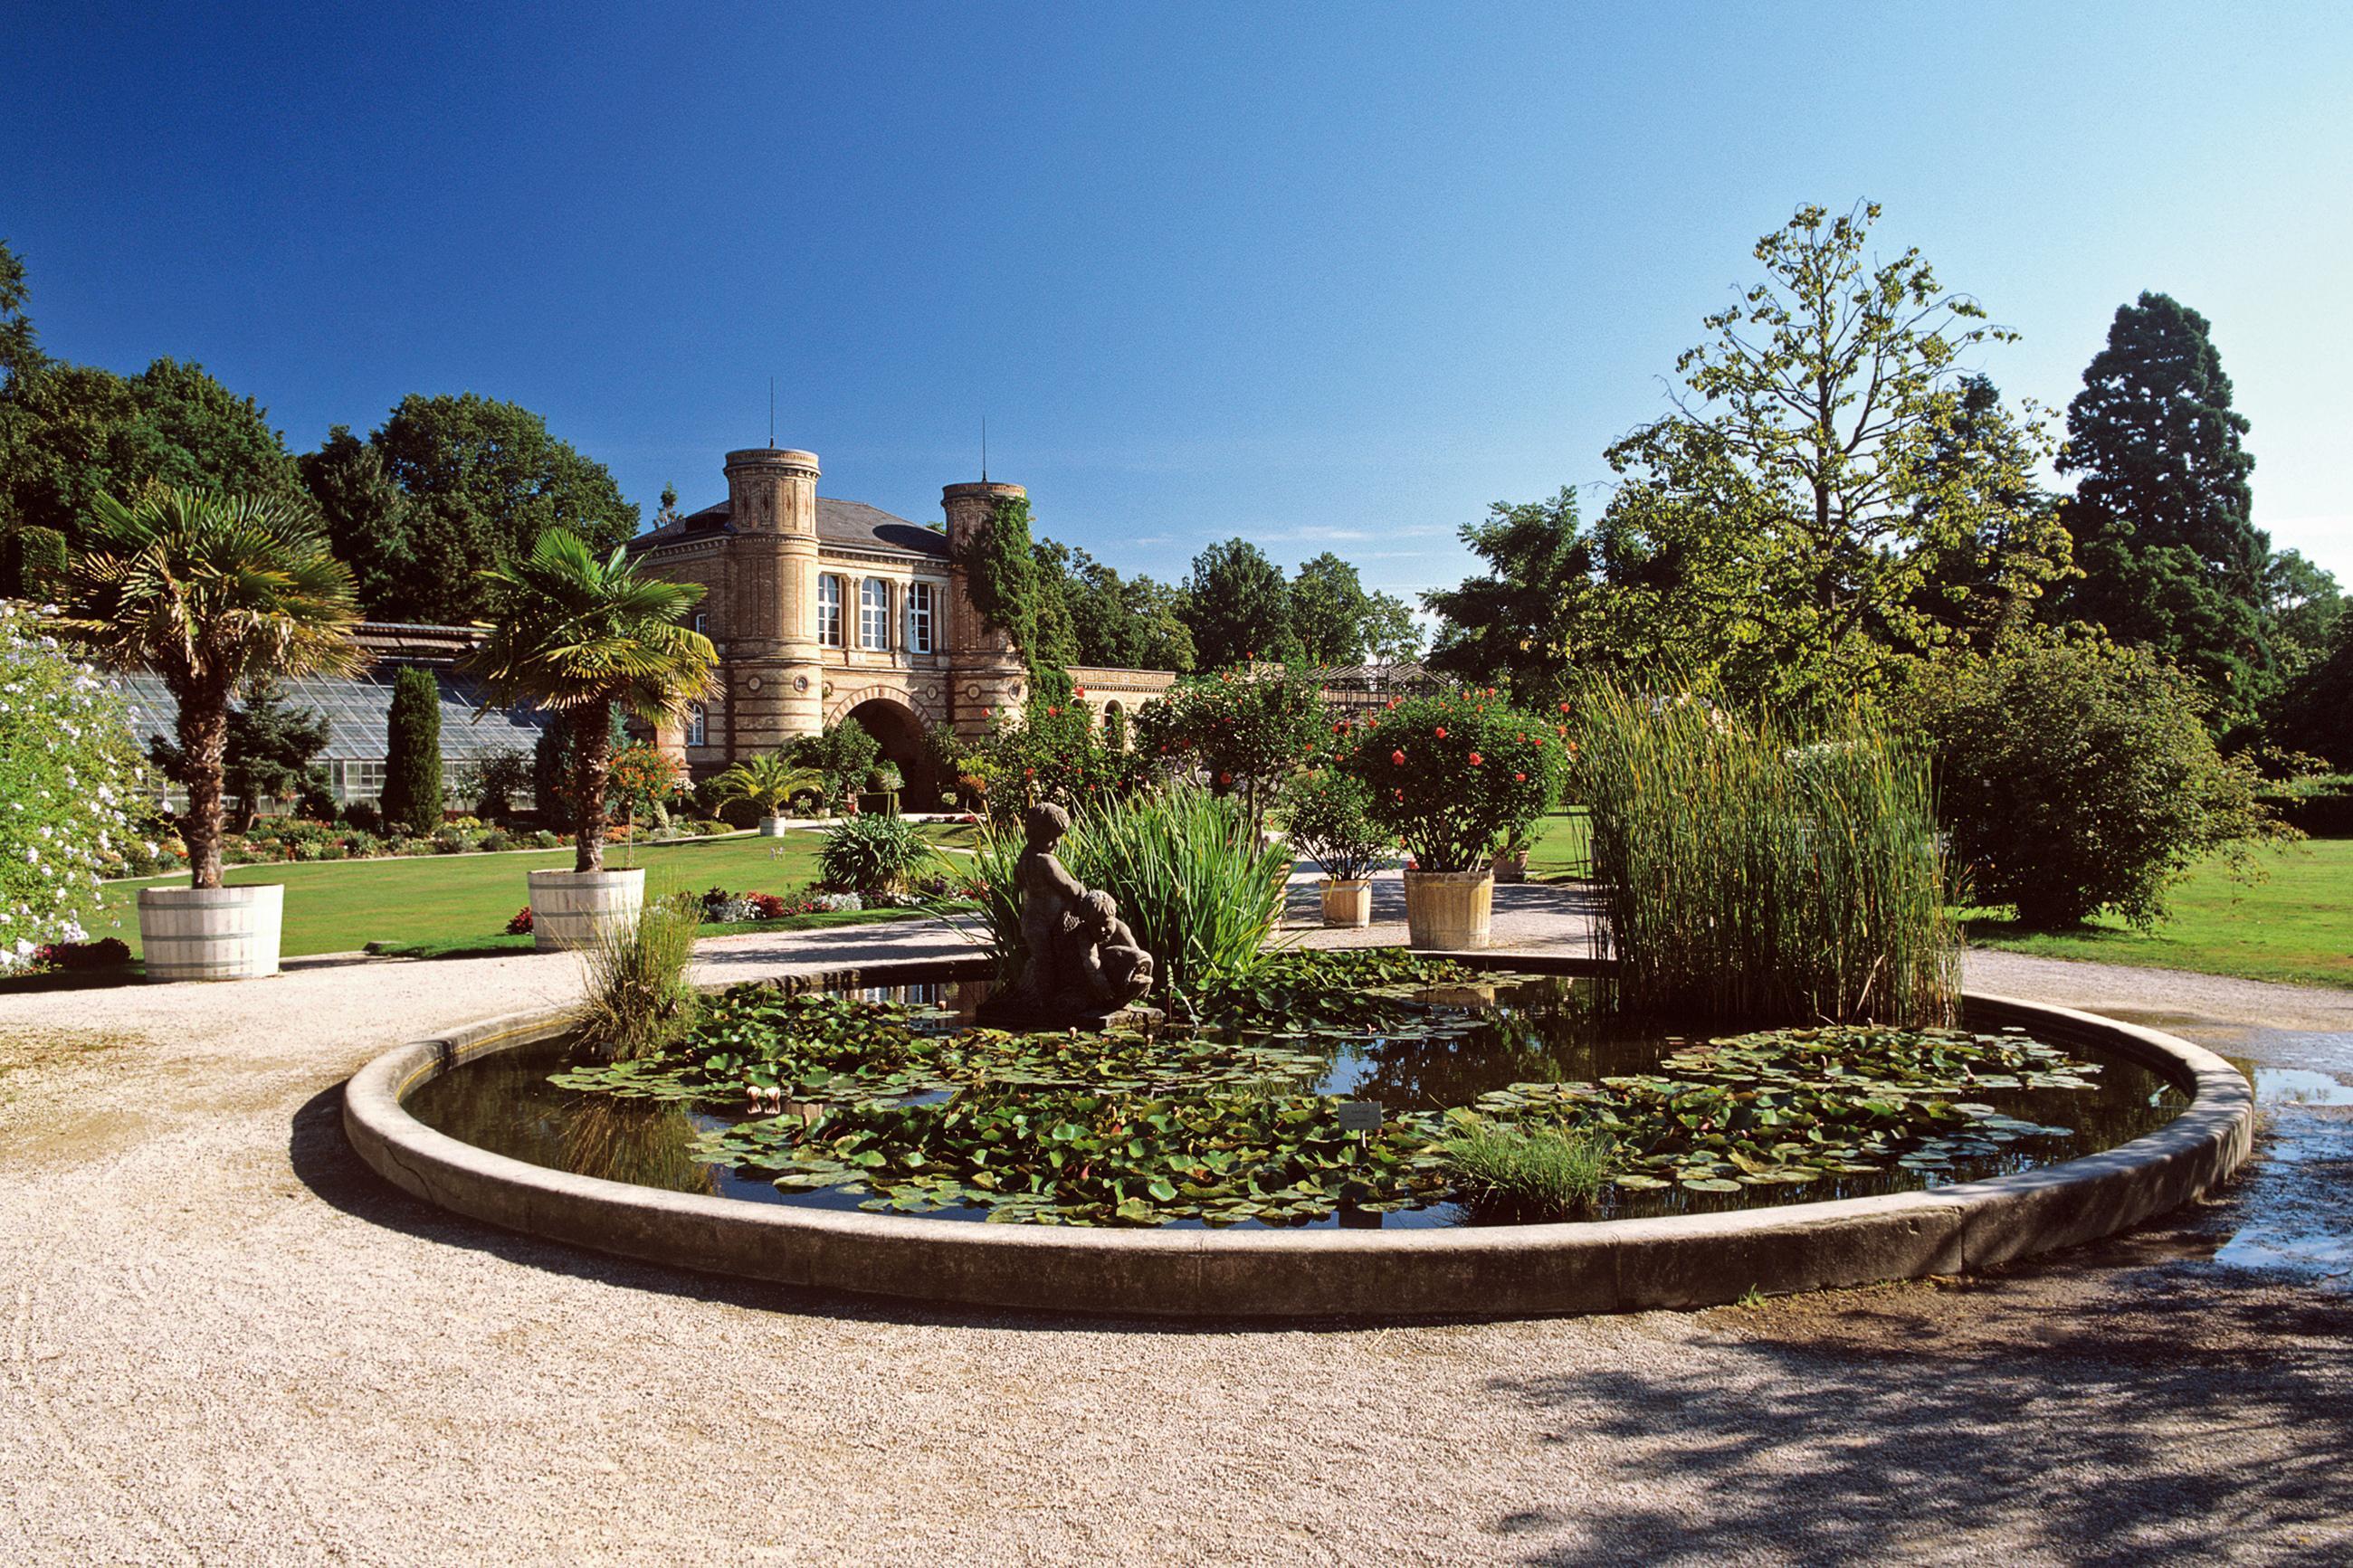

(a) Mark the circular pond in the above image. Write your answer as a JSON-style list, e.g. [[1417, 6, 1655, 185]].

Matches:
[[346, 955, 2254, 1317], [407, 967, 2190, 1231]]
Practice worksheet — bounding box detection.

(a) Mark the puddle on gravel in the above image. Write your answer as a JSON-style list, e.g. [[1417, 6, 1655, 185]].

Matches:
[[2208, 1107, 2353, 1289]]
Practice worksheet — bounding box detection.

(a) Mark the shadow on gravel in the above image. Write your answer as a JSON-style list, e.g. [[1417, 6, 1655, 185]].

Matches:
[[1487, 1231, 2353, 1565]]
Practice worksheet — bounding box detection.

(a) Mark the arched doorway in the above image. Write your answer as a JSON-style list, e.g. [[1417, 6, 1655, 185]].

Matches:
[[845, 696, 928, 803]]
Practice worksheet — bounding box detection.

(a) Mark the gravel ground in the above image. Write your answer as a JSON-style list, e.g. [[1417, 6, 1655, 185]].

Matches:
[[2, 900, 2348, 1567]]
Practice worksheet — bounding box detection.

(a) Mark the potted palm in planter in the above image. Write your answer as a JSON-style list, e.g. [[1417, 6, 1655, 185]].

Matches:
[[1282, 769, 1387, 927], [60, 486, 364, 981], [1335, 693, 1566, 950], [472, 529, 717, 951], [858, 761, 904, 818], [712, 751, 826, 836]]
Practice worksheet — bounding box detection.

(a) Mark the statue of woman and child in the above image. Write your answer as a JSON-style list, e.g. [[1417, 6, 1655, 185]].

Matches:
[[974, 803, 1157, 1027]]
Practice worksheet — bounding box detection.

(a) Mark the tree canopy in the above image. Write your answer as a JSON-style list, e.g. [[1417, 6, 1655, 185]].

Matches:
[[1180, 537, 1297, 670], [1037, 540, 1196, 672], [1423, 488, 1596, 704], [2052, 291, 2273, 726]]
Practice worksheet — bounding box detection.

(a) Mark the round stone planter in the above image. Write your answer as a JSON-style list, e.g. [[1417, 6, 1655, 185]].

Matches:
[[527, 867, 644, 953], [1319, 878, 1372, 928], [757, 816, 790, 838], [1404, 868, 1493, 950], [138, 882, 283, 982]]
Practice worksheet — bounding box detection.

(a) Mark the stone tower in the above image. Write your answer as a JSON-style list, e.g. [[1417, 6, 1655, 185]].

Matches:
[[721, 448, 825, 749], [941, 480, 1033, 739]]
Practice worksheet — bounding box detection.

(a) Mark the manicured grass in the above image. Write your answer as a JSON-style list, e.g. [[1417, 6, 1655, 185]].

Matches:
[[1960, 838, 2353, 992], [1525, 808, 1594, 882], [95, 824, 976, 960], [367, 905, 943, 962]]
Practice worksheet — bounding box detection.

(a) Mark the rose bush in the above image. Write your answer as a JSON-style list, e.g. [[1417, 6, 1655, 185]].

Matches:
[[1333, 691, 1566, 872], [1133, 665, 1323, 828]]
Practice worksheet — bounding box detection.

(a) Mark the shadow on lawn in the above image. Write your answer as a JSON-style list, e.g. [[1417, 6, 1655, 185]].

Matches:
[[1486, 1221, 2353, 1565]]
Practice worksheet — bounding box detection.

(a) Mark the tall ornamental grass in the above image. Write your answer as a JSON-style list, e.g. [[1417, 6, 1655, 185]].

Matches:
[[575, 893, 703, 1060], [952, 784, 1291, 1001], [1572, 681, 1957, 1028]]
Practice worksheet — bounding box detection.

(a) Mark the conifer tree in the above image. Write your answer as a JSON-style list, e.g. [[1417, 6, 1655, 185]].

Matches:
[[381, 666, 443, 835]]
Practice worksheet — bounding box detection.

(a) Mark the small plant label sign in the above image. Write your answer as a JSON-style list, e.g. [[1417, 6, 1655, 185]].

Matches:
[[1337, 1100, 1384, 1132]]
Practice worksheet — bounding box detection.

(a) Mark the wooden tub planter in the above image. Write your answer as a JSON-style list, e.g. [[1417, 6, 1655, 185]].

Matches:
[[1319, 878, 1372, 928], [138, 883, 284, 981], [1403, 868, 1494, 950], [525, 867, 645, 952]]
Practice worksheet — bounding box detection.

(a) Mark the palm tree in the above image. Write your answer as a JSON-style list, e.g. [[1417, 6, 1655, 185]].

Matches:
[[58, 486, 364, 889], [711, 750, 826, 821], [471, 528, 717, 872]]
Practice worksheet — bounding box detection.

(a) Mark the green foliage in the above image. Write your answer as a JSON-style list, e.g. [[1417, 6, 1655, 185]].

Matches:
[[953, 494, 1060, 676], [1288, 552, 1374, 666], [459, 747, 532, 821], [1595, 203, 2062, 714], [1571, 679, 1957, 1026], [1281, 768, 1389, 882], [818, 813, 927, 893], [1424, 488, 1592, 707], [972, 689, 1129, 816], [1443, 1123, 1612, 1220], [2271, 619, 2353, 770], [2053, 292, 2272, 726], [957, 784, 1291, 998], [1132, 663, 1324, 827], [791, 718, 881, 807], [299, 424, 413, 618], [1100, 702, 1130, 755], [710, 751, 825, 817], [2, 524, 67, 601], [1913, 633, 2281, 928], [59, 485, 362, 889], [1180, 537, 1296, 670], [366, 393, 639, 623], [0, 601, 145, 966], [605, 741, 684, 827], [381, 667, 443, 836], [1036, 540, 1196, 671], [1906, 374, 2073, 644], [1333, 692, 1566, 872], [470, 527, 716, 871], [573, 893, 702, 1062], [149, 679, 331, 831]]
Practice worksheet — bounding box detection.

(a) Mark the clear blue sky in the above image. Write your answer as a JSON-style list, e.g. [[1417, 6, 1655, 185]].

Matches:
[[6, 1, 2349, 602]]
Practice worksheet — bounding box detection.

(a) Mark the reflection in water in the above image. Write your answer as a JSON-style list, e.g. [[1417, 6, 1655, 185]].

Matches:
[[408, 975, 2191, 1230]]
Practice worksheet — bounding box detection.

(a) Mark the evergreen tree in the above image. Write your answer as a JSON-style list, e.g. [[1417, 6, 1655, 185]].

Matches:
[[381, 666, 444, 835], [1180, 537, 1296, 670], [300, 426, 413, 618], [148, 679, 333, 830], [2054, 292, 2273, 723]]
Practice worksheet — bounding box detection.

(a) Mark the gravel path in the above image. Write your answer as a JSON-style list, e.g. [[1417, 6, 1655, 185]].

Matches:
[[3, 904, 2348, 1566]]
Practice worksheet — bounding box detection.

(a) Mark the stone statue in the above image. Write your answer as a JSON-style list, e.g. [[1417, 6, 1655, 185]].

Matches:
[[977, 803, 1157, 1026]]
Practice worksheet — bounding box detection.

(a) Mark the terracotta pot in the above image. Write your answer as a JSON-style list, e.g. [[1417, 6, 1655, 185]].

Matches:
[[1402, 868, 1494, 950], [1491, 847, 1531, 884], [1319, 878, 1372, 928], [527, 867, 646, 952], [138, 883, 283, 982]]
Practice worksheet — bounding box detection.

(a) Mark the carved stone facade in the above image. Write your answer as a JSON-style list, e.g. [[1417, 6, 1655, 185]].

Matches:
[[630, 447, 1176, 777]]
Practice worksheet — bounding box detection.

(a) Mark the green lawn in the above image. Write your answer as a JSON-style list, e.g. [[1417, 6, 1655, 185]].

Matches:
[[96, 824, 976, 960], [1959, 838, 2353, 992], [1526, 809, 1594, 882]]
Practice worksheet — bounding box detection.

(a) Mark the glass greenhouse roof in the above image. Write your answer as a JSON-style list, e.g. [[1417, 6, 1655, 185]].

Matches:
[[111, 667, 550, 763]]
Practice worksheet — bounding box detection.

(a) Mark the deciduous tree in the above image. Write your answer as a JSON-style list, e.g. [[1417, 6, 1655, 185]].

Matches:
[[1180, 537, 1295, 670]]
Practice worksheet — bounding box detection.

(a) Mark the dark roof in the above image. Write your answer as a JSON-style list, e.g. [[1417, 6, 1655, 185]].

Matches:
[[632, 497, 950, 561]]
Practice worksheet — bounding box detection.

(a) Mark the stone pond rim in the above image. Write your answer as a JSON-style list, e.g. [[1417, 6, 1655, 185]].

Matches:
[[340, 955, 2255, 1319]]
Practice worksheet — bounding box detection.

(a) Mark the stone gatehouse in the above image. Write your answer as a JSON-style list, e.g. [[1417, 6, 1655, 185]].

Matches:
[[630, 447, 1176, 779]]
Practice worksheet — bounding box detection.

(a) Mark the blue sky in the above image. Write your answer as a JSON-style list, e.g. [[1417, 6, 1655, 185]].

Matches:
[[6, 1, 2349, 602]]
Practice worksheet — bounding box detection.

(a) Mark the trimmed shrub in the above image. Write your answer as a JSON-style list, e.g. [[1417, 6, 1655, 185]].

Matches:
[[1913, 636, 2282, 928], [1281, 769, 1389, 882], [1332, 692, 1566, 871], [381, 667, 443, 836], [818, 813, 928, 893]]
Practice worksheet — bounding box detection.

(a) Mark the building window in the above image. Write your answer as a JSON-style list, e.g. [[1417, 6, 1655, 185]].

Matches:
[[816, 575, 843, 647], [859, 578, 890, 651], [684, 703, 707, 748], [906, 582, 935, 654], [691, 611, 709, 636]]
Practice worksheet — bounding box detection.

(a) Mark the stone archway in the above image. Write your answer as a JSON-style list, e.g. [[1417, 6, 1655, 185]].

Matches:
[[833, 693, 927, 803]]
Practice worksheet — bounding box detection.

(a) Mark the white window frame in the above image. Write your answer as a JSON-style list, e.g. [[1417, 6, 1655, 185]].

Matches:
[[691, 611, 709, 636], [858, 577, 890, 651], [816, 575, 843, 648], [684, 702, 707, 748], [905, 581, 935, 654]]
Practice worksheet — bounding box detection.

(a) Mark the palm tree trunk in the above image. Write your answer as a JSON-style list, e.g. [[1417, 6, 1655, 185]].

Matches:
[[176, 680, 232, 890], [572, 707, 613, 873]]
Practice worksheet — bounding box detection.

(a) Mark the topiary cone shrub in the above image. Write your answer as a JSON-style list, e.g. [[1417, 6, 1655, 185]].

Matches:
[[381, 666, 443, 836]]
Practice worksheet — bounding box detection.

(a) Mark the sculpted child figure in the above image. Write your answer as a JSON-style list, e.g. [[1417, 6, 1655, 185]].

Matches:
[[1062, 889, 1155, 1011], [1009, 802, 1087, 1009]]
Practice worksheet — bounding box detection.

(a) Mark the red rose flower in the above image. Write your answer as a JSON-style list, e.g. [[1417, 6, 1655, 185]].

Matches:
[[1558, 702, 1570, 713], [1047, 706, 1060, 717], [1467, 751, 1482, 766], [1393, 789, 1405, 803], [1391, 749, 1406, 766], [1218, 772, 1233, 784], [1434, 726, 1447, 739], [1513, 771, 1526, 783]]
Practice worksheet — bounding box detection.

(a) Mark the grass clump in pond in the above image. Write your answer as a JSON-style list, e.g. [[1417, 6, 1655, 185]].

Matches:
[[574, 894, 702, 1060], [1443, 1121, 1614, 1220]]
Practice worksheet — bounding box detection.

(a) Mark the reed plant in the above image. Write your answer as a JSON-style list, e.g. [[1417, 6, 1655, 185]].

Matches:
[[575, 892, 703, 1060], [1571, 679, 1958, 1028], [951, 784, 1291, 1000]]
